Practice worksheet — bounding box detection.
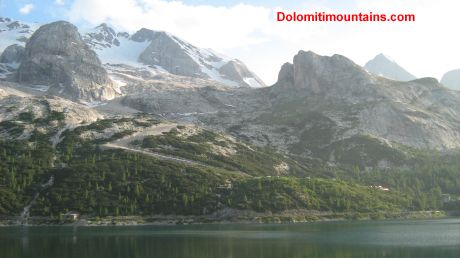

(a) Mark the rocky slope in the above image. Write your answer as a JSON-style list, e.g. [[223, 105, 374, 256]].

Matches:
[[0, 81, 102, 122], [2, 19, 460, 221], [441, 69, 460, 91], [0, 18, 264, 89], [0, 44, 23, 79], [267, 51, 460, 151], [16, 21, 118, 102], [121, 50, 460, 168], [0, 44, 24, 64], [365, 53, 416, 81], [2, 18, 460, 170], [84, 24, 264, 87]]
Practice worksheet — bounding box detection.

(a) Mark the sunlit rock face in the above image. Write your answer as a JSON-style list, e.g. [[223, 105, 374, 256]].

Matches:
[[17, 21, 117, 102]]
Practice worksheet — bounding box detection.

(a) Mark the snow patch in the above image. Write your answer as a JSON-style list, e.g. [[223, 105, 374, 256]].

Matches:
[[243, 77, 263, 88], [167, 34, 241, 87], [110, 75, 127, 87], [85, 101, 108, 108], [30, 84, 50, 92], [95, 37, 150, 67], [0, 19, 38, 52]]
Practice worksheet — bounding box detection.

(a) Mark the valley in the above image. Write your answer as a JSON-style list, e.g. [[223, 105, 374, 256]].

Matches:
[[0, 17, 460, 224]]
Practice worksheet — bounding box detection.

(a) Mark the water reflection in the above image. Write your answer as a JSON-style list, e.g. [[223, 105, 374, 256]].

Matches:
[[1, 219, 460, 258]]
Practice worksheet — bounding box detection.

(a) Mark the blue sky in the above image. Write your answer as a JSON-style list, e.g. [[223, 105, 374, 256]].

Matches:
[[1, 0, 459, 84], [1, 0, 356, 25], [0, 0, 64, 22]]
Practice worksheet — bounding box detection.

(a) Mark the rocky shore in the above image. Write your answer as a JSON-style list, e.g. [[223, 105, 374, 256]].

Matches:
[[0, 209, 447, 226]]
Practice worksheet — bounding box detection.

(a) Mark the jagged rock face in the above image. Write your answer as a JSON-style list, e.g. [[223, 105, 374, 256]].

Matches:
[[0, 18, 265, 88], [130, 28, 156, 42], [268, 50, 460, 152], [441, 69, 460, 91], [138, 32, 205, 78], [274, 50, 374, 98], [96, 49, 460, 167], [129, 50, 460, 167], [81, 24, 264, 88], [365, 54, 416, 81], [276, 63, 294, 87], [134, 30, 264, 87], [83, 23, 130, 51], [84, 23, 120, 48], [219, 60, 265, 87], [0, 44, 24, 64], [16, 21, 117, 102]]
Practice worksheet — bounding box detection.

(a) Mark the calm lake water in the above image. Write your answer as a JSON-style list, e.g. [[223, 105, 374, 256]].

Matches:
[[1, 218, 460, 258]]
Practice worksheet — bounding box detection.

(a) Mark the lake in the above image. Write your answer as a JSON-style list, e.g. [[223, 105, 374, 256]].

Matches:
[[1, 218, 460, 258]]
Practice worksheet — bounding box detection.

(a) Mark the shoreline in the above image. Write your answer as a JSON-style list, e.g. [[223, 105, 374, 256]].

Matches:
[[0, 210, 448, 227]]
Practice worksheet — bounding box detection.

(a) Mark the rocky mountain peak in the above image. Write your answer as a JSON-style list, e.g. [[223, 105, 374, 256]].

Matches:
[[16, 21, 118, 102], [375, 53, 393, 61], [365, 53, 416, 81], [21, 21, 82, 56], [84, 23, 121, 48], [275, 50, 371, 94], [0, 18, 265, 89], [0, 44, 24, 64], [441, 69, 460, 91], [218, 59, 265, 88], [130, 28, 156, 42], [96, 23, 115, 34], [275, 62, 294, 87], [137, 31, 204, 78], [136, 31, 264, 87]]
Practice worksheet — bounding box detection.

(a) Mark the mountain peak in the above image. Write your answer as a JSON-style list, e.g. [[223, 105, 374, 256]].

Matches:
[[275, 50, 370, 93], [84, 23, 120, 49], [375, 53, 395, 62], [95, 23, 116, 35], [0, 44, 24, 64], [17, 20, 118, 102], [130, 28, 157, 42], [0, 18, 265, 89], [219, 59, 265, 87], [136, 31, 263, 87], [365, 53, 416, 81], [96, 22, 109, 28], [441, 69, 460, 90]]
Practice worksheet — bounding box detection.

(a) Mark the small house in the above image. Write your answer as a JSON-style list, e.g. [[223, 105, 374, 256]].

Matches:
[[63, 212, 80, 221]]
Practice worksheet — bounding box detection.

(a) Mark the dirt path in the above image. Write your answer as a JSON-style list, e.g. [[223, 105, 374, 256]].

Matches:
[[101, 123, 212, 168], [101, 123, 249, 176], [101, 123, 248, 176], [113, 123, 177, 147], [103, 143, 211, 167]]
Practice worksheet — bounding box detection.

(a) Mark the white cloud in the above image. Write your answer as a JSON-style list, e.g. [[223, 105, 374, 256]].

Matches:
[[66, 0, 460, 84], [67, 0, 271, 50], [19, 3, 34, 15], [55, 0, 65, 5]]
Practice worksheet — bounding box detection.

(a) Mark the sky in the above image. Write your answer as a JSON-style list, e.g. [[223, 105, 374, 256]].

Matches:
[[1, 0, 460, 85]]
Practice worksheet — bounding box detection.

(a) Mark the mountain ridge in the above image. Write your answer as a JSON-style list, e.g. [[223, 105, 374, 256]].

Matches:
[[0, 18, 264, 89], [117, 50, 460, 167], [2, 19, 460, 222], [83, 23, 265, 88]]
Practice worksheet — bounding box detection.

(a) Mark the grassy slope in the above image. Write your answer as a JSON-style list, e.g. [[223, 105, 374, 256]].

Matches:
[[0, 115, 422, 218]]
